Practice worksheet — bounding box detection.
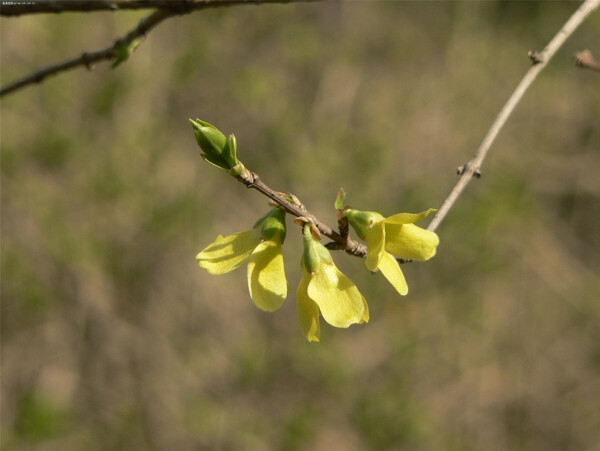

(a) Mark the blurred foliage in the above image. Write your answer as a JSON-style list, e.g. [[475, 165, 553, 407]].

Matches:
[[2, 2, 600, 450]]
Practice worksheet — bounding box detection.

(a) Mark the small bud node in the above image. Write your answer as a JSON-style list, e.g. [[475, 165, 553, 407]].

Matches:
[[528, 50, 543, 65]]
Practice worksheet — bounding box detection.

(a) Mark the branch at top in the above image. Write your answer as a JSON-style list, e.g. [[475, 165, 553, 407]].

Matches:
[[426, 0, 600, 233], [0, 0, 320, 16], [0, 0, 323, 97], [0, 9, 174, 97], [574, 49, 600, 73]]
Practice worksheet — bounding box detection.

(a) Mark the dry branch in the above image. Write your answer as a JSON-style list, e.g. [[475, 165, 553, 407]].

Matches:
[[0, 0, 318, 16], [0, 0, 323, 97], [427, 0, 600, 233], [0, 9, 174, 97]]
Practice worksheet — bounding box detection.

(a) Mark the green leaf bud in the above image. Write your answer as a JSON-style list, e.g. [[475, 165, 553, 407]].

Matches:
[[228, 163, 245, 177], [334, 188, 346, 211], [189, 119, 239, 170], [112, 38, 141, 69], [224, 134, 237, 166]]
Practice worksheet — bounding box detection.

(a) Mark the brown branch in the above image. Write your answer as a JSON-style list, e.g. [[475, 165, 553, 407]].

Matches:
[[574, 49, 600, 73], [234, 170, 415, 263], [0, 0, 323, 97], [0, 9, 175, 97], [427, 0, 600, 233], [233, 167, 368, 258], [0, 0, 321, 16]]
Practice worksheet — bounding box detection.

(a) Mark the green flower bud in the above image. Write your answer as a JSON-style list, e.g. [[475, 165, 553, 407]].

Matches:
[[344, 208, 384, 240], [189, 119, 239, 170], [254, 207, 286, 244]]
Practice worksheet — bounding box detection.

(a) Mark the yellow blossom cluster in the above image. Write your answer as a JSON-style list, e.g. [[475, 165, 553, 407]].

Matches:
[[191, 118, 439, 341], [196, 205, 439, 342]]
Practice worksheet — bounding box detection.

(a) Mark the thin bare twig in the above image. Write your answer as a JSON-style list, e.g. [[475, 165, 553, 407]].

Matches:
[[0, 9, 174, 97], [574, 49, 600, 72], [0, 0, 322, 97], [427, 0, 600, 233], [0, 0, 318, 16], [233, 167, 368, 257]]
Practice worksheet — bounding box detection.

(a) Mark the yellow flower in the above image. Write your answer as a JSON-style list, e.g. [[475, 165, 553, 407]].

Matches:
[[297, 224, 369, 342], [345, 208, 439, 295], [196, 207, 288, 312]]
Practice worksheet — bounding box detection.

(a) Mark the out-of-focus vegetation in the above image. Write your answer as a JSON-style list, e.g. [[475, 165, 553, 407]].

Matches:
[[2, 3, 599, 450]]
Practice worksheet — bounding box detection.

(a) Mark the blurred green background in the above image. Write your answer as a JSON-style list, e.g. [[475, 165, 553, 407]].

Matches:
[[2, 2, 600, 450]]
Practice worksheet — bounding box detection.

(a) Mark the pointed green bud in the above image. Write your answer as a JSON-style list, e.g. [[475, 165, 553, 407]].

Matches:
[[112, 37, 141, 69], [344, 208, 384, 240], [189, 119, 239, 170], [254, 207, 286, 244], [334, 188, 346, 211]]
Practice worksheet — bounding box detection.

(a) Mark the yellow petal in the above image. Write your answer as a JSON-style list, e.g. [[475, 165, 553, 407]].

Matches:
[[384, 208, 436, 225], [296, 270, 321, 342], [247, 241, 288, 312], [364, 221, 385, 272], [307, 262, 365, 328], [360, 295, 369, 324], [384, 223, 439, 261], [378, 251, 408, 295], [196, 230, 259, 275]]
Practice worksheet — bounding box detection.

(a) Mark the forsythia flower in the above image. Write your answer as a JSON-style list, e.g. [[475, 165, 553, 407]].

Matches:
[[196, 207, 288, 312], [297, 224, 369, 342], [344, 208, 439, 295]]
